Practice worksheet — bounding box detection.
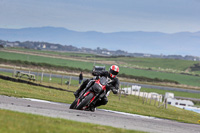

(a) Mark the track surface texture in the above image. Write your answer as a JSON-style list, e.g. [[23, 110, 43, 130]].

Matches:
[[0, 95, 200, 133]]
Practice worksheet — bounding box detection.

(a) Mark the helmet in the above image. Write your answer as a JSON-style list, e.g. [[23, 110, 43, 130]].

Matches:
[[109, 65, 119, 78]]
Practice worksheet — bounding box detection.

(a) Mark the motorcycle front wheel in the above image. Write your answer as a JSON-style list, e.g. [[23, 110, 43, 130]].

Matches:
[[76, 93, 94, 110], [69, 98, 78, 109]]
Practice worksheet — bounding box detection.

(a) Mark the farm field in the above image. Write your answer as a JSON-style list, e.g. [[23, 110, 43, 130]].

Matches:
[[1, 49, 200, 87], [5, 48, 199, 72], [8, 47, 97, 58]]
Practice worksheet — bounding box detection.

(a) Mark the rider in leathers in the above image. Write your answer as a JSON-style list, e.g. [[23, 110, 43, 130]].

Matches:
[[74, 65, 120, 111]]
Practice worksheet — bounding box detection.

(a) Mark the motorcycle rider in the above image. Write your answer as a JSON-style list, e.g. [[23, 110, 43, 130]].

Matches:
[[74, 65, 120, 111]]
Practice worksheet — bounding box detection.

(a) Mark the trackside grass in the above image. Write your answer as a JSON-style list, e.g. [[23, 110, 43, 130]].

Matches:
[[0, 78, 200, 124], [0, 109, 142, 133], [1, 71, 200, 100], [103, 93, 200, 124]]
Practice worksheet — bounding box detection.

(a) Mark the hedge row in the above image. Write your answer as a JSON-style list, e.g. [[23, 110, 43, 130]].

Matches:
[[0, 58, 90, 73]]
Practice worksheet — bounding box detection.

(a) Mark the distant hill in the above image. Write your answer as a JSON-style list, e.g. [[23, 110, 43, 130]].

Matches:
[[0, 26, 200, 56]]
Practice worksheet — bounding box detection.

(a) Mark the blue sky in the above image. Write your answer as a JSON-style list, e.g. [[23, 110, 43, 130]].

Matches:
[[0, 0, 200, 33]]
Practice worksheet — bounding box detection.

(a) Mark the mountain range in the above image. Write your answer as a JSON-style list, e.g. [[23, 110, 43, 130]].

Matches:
[[0, 27, 200, 57]]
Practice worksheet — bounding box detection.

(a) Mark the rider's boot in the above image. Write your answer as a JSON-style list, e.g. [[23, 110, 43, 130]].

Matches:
[[89, 103, 96, 112], [73, 91, 79, 98], [90, 106, 96, 112], [90, 96, 107, 112]]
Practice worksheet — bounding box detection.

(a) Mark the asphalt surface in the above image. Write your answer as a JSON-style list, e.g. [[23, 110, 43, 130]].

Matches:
[[0, 95, 200, 133]]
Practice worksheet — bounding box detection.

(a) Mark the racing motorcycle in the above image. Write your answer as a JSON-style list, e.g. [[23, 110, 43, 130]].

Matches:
[[69, 76, 108, 111]]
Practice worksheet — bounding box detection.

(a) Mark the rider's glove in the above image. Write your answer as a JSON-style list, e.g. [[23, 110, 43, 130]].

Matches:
[[112, 89, 118, 94]]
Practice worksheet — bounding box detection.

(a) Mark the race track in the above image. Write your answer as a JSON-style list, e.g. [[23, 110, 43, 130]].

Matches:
[[0, 95, 199, 133]]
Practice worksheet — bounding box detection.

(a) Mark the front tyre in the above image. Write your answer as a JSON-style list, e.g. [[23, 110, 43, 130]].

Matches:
[[76, 93, 94, 110], [69, 99, 78, 109]]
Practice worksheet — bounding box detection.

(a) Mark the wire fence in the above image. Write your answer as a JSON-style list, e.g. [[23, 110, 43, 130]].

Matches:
[[119, 83, 167, 108]]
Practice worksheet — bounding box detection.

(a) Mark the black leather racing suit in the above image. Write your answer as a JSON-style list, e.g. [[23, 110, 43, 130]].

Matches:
[[74, 70, 120, 107]]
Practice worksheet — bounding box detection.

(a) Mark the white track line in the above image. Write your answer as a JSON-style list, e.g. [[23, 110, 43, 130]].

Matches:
[[23, 98, 162, 120], [98, 109, 162, 120]]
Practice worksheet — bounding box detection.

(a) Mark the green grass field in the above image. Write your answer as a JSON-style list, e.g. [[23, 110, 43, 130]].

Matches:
[[0, 51, 95, 70], [7, 48, 197, 71], [120, 67, 200, 86], [8, 47, 97, 58], [0, 109, 142, 133], [1, 50, 200, 87], [93, 56, 196, 71], [0, 78, 200, 124]]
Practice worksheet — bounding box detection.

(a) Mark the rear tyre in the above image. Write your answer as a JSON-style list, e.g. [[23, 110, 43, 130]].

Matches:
[[76, 93, 94, 110]]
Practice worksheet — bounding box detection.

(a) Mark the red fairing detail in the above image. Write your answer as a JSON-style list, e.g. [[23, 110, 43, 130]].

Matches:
[[95, 79, 100, 84], [77, 99, 80, 106], [102, 85, 106, 90], [84, 91, 90, 97], [95, 79, 106, 90], [90, 96, 95, 103]]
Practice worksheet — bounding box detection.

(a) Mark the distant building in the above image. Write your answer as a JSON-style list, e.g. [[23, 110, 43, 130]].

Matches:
[[6, 42, 14, 47], [144, 54, 151, 57], [42, 44, 46, 49], [50, 45, 58, 49], [102, 51, 111, 55]]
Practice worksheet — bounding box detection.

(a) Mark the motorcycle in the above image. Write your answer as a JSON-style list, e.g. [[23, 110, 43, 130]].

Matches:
[[69, 76, 108, 111]]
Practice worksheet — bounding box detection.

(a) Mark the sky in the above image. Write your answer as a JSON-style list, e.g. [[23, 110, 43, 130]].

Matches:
[[0, 0, 200, 33]]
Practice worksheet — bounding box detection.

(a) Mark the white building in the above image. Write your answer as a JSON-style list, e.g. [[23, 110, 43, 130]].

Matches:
[[50, 45, 58, 49], [42, 44, 46, 49]]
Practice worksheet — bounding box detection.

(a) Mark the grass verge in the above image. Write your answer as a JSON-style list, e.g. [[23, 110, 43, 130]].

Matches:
[[0, 109, 142, 133], [0, 78, 200, 124]]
